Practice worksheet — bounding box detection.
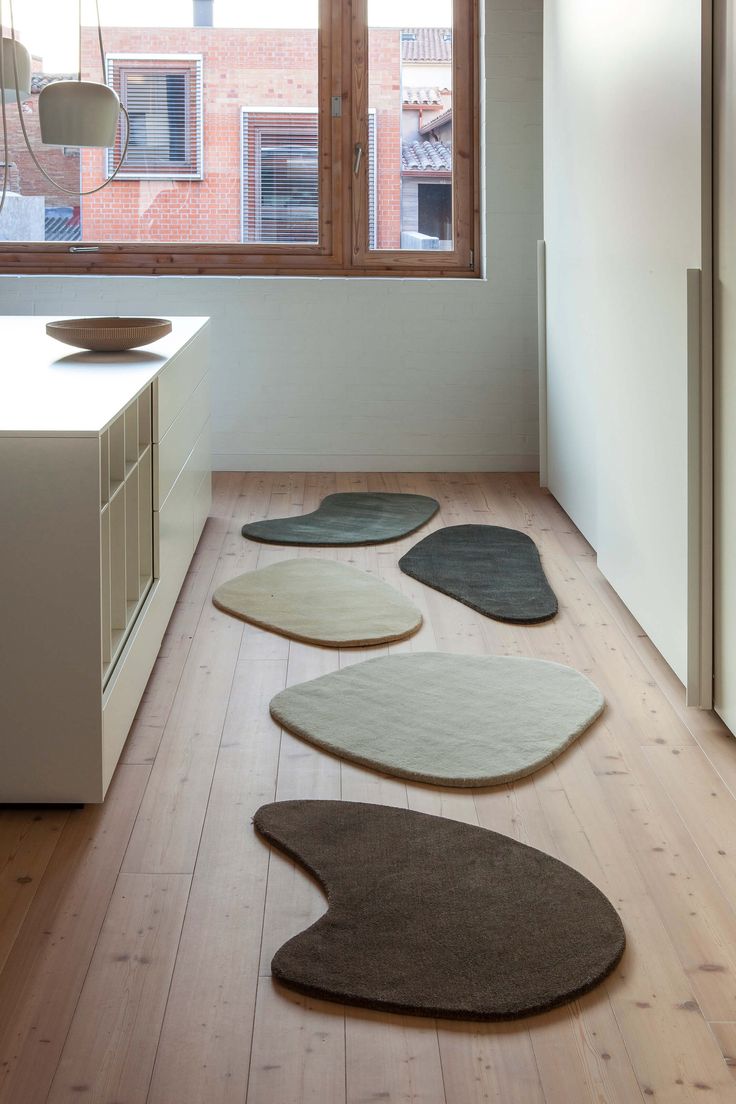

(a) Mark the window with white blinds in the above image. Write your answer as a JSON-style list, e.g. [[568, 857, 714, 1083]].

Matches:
[[241, 108, 377, 248], [241, 109, 319, 245], [107, 55, 203, 180], [368, 109, 377, 251]]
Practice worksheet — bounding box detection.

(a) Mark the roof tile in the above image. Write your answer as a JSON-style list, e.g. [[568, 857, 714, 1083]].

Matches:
[[403, 86, 443, 105], [401, 28, 452, 63], [401, 139, 452, 173]]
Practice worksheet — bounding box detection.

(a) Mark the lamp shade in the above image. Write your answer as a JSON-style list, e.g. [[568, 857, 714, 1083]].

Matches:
[[1, 36, 31, 103], [39, 80, 121, 147]]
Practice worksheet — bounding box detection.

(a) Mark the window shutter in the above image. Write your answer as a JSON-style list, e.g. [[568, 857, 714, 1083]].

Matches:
[[368, 109, 377, 250], [241, 109, 319, 245], [107, 55, 203, 179]]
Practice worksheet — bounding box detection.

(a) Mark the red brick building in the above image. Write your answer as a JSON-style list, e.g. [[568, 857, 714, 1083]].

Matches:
[[0, 21, 452, 249]]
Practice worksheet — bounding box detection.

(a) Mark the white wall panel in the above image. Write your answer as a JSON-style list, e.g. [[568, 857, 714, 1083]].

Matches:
[[544, 0, 705, 683], [714, 0, 736, 729]]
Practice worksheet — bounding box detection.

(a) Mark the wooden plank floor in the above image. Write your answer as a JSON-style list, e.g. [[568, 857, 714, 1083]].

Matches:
[[3, 471, 736, 1103]]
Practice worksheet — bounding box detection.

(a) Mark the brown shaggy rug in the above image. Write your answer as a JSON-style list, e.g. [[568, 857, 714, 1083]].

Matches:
[[254, 800, 625, 1021]]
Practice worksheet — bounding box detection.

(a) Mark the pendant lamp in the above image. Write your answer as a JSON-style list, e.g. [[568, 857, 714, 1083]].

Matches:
[[0, 0, 130, 218], [1, 34, 30, 102], [39, 79, 120, 147], [39, 0, 121, 147]]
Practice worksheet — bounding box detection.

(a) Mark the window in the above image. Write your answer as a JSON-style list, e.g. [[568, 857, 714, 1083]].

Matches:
[[107, 56, 203, 179], [0, 0, 478, 277], [242, 108, 378, 248], [242, 110, 319, 245]]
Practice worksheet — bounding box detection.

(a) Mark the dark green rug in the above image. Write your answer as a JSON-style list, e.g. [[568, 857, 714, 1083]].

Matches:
[[241, 492, 439, 546], [254, 800, 625, 1021], [399, 524, 558, 623]]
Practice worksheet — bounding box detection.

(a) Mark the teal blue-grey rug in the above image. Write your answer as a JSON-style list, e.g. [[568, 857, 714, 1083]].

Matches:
[[241, 492, 439, 546], [399, 524, 558, 623]]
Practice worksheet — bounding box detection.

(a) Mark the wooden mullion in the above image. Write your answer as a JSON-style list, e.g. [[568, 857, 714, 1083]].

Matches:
[[318, 0, 335, 259], [326, 0, 346, 268], [350, 0, 370, 264], [452, 0, 477, 268], [471, 0, 481, 276], [340, 0, 355, 269]]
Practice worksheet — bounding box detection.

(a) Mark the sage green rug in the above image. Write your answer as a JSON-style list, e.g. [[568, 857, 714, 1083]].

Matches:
[[241, 492, 439, 546], [254, 800, 626, 1020], [213, 559, 422, 647], [269, 653, 604, 785]]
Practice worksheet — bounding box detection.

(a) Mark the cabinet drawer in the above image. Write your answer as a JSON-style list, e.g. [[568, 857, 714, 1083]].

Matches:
[[155, 373, 210, 509], [155, 329, 209, 442], [192, 423, 212, 548], [155, 422, 211, 583]]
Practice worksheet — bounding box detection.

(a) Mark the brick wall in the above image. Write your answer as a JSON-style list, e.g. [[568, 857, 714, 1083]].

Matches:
[[80, 26, 403, 245], [2, 85, 81, 207], [368, 29, 402, 250]]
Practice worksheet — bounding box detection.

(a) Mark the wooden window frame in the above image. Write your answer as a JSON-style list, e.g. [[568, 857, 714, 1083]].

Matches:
[[0, 0, 479, 277]]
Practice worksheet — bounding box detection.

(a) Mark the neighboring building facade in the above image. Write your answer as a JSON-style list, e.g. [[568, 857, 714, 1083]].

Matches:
[[0, 38, 81, 241], [399, 28, 453, 249], [79, 23, 453, 250], [2, 22, 453, 247]]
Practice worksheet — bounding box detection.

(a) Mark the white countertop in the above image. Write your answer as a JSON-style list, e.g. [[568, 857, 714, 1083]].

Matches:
[[0, 316, 209, 436]]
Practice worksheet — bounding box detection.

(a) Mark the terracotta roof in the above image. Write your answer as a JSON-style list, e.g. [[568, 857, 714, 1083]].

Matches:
[[403, 86, 443, 106], [401, 28, 452, 63], [419, 106, 452, 134], [31, 73, 76, 93], [401, 139, 452, 173]]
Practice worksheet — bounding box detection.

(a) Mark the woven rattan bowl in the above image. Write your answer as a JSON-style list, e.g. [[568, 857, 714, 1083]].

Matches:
[[46, 316, 172, 352]]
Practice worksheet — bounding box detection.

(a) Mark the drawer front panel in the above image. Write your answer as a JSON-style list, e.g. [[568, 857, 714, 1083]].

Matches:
[[155, 372, 210, 510], [192, 422, 212, 548], [155, 329, 209, 442], [156, 423, 211, 584]]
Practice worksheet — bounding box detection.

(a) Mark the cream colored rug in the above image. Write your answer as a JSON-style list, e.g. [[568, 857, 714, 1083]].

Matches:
[[213, 559, 422, 647], [269, 653, 604, 785]]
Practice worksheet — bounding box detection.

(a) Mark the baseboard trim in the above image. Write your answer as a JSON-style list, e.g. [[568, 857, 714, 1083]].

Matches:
[[213, 453, 540, 473]]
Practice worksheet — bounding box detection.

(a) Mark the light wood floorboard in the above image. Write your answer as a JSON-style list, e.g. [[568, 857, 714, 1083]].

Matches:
[[2, 472, 736, 1102]]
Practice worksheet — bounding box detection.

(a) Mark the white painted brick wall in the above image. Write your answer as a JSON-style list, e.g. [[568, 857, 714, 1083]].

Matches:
[[0, 0, 542, 472]]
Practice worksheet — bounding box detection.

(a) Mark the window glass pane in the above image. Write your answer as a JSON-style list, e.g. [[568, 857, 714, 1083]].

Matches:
[[1, 0, 319, 245], [367, 0, 453, 252]]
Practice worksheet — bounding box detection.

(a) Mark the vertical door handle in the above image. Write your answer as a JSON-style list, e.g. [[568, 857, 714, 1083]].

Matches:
[[353, 143, 364, 176]]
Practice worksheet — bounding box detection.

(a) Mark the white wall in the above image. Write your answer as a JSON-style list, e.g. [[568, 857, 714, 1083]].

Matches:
[[544, 0, 704, 683], [0, 0, 542, 473], [714, 0, 736, 729]]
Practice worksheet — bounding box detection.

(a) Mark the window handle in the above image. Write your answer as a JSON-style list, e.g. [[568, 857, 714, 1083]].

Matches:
[[353, 143, 363, 176]]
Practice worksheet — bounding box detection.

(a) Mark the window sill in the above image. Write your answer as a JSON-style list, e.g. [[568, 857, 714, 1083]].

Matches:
[[0, 258, 481, 279]]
